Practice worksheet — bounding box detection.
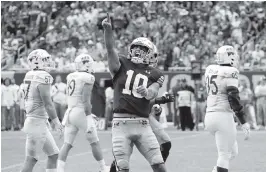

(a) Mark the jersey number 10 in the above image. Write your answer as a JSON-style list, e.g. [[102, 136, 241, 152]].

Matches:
[[122, 70, 148, 98], [206, 75, 218, 95]]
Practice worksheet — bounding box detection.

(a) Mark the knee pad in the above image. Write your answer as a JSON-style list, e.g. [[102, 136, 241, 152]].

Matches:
[[217, 152, 231, 169], [160, 142, 171, 162], [116, 159, 129, 170]]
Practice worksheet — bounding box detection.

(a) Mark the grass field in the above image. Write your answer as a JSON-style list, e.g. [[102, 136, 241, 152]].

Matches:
[[1, 127, 266, 172]]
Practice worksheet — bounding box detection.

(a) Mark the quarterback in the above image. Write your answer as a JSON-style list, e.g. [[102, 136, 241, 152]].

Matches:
[[20, 49, 63, 172], [204, 45, 250, 172], [103, 13, 167, 172], [57, 54, 109, 172]]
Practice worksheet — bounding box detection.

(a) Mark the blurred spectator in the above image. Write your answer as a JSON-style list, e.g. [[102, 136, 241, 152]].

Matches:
[[11, 78, 21, 130], [194, 82, 207, 127], [1, 78, 19, 131], [1, 1, 266, 71], [254, 76, 266, 129], [65, 41, 76, 60], [239, 79, 259, 130], [51, 75, 67, 122], [18, 82, 26, 129], [176, 79, 195, 131]]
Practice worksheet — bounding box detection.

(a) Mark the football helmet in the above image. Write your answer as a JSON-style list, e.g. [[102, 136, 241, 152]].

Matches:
[[27, 49, 54, 71], [127, 37, 154, 65], [216, 45, 239, 69], [74, 54, 94, 73]]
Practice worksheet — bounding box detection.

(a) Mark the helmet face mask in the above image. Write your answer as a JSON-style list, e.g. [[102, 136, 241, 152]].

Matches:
[[27, 49, 54, 72], [75, 54, 94, 73], [127, 37, 154, 65]]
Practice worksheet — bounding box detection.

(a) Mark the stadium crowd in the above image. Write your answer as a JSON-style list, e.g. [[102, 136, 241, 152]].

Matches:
[[1, 1, 266, 72], [1, 1, 266, 131]]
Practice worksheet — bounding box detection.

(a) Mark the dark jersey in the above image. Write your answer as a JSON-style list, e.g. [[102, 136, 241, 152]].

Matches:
[[113, 58, 164, 118]]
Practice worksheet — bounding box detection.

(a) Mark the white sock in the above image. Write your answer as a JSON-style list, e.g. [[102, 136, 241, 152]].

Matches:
[[98, 159, 106, 170], [46, 169, 56, 172], [57, 160, 66, 172]]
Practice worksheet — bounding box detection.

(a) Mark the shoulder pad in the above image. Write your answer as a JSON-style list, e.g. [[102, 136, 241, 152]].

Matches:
[[80, 72, 95, 84], [24, 71, 53, 84], [219, 66, 239, 79]]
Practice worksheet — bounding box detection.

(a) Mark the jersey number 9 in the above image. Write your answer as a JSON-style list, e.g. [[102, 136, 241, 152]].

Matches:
[[206, 75, 218, 95], [67, 79, 75, 96], [122, 70, 148, 98]]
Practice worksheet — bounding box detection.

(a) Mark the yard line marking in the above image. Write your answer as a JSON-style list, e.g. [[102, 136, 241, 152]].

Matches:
[[1, 148, 110, 171]]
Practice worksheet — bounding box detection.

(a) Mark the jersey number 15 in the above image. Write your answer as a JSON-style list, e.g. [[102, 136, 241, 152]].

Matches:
[[206, 75, 218, 95]]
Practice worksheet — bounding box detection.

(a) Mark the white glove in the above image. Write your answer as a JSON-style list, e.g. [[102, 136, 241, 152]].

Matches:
[[51, 118, 64, 138], [241, 123, 250, 140]]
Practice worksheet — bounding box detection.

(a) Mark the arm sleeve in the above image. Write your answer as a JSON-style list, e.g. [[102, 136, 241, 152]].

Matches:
[[225, 68, 246, 124], [226, 86, 246, 124]]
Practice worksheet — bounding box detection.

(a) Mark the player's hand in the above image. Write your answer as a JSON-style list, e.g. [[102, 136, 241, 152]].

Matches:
[[102, 13, 112, 29], [162, 94, 175, 103], [51, 118, 64, 139], [241, 123, 250, 140], [136, 85, 148, 97]]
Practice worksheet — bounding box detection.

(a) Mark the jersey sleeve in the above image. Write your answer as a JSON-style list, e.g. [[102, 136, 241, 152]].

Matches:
[[221, 67, 239, 88], [150, 69, 165, 87]]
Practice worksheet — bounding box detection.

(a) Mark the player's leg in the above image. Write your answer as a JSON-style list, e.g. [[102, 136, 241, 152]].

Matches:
[[135, 122, 166, 172], [112, 120, 133, 172], [57, 109, 79, 172], [160, 141, 172, 162], [57, 125, 78, 172], [229, 141, 238, 161], [43, 128, 60, 172], [214, 113, 236, 172], [81, 112, 108, 171], [21, 118, 47, 172]]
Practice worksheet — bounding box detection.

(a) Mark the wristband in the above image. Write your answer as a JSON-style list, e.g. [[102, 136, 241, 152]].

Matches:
[[52, 117, 61, 126]]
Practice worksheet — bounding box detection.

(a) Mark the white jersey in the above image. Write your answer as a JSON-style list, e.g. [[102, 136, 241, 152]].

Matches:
[[205, 65, 239, 113], [23, 70, 53, 119], [66, 72, 95, 109]]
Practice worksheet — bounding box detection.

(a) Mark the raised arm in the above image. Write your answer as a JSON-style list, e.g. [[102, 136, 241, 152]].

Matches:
[[102, 13, 121, 78]]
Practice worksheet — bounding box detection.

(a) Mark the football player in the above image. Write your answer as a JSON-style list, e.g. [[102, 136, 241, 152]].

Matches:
[[109, 94, 174, 172], [57, 54, 109, 172], [102, 13, 167, 172], [20, 49, 63, 172], [204, 45, 250, 172]]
